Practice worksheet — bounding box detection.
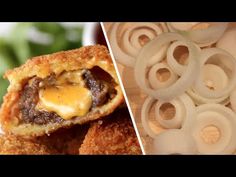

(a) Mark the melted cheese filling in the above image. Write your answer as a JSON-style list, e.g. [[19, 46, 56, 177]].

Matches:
[[39, 85, 92, 120], [37, 70, 92, 120]]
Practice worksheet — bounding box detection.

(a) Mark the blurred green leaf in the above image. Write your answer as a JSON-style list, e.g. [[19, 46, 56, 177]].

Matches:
[[0, 38, 19, 75], [66, 27, 83, 42], [9, 23, 32, 64], [0, 22, 83, 105], [33, 23, 66, 35], [29, 24, 83, 55], [0, 76, 9, 105]]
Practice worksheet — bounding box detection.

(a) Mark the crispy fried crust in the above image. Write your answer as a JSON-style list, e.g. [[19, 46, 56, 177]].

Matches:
[[36, 124, 89, 154], [0, 134, 53, 155], [79, 108, 142, 155], [0, 108, 141, 155], [0, 45, 124, 137]]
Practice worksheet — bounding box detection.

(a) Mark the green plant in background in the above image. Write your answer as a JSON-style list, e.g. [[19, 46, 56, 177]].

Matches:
[[0, 22, 83, 104]]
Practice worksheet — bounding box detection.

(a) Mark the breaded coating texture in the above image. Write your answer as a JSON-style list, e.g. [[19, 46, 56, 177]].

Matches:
[[0, 108, 141, 155], [79, 109, 142, 155], [36, 125, 89, 154], [0, 45, 124, 136], [0, 134, 52, 155]]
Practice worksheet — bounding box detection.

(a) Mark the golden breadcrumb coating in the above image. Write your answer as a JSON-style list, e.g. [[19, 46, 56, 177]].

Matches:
[[0, 45, 124, 137], [0, 108, 140, 155], [0, 134, 53, 155], [79, 108, 142, 155], [36, 125, 89, 154]]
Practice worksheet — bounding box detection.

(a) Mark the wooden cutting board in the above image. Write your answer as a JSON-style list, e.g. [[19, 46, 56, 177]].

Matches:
[[103, 22, 236, 154]]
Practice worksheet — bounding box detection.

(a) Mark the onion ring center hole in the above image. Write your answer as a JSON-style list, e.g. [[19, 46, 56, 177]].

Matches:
[[173, 46, 189, 65], [204, 54, 232, 91], [204, 80, 215, 90], [138, 34, 150, 46], [156, 68, 171, 82], [200, 125, 221, 144], [159, 103, 176, 120], [206, 54, 232, 77]]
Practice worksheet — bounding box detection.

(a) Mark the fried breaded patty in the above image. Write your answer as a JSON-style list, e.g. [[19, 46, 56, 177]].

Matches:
[[0, 45, 124, 137], [79, 108, 142, 155], [0, 134, 52, 154], [36, 124, 89, 154], [0, 108, 141, 155]]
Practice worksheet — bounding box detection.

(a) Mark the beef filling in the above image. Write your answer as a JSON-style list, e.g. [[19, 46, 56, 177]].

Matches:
[[19, 77, 64, 125], [82, 68, 117, 107], [19, 68, 116, 125]]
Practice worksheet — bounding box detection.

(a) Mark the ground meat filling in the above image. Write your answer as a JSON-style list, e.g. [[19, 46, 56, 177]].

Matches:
[[82, 67, 117, 107], [19, 78, 64, 125], [19, 68, 117, 125]]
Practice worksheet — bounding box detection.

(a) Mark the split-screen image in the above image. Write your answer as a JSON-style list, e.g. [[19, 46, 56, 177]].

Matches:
[[0, 22, 235, 155]]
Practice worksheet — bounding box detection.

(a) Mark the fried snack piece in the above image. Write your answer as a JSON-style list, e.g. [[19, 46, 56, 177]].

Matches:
[[0, 134, 53, 155], [79, 108, 142, 155], [0, 45, 124, 136], [36, 124, 89, 154]]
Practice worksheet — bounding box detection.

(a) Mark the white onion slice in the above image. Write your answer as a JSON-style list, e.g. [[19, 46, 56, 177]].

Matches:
[[109, 22, 168, 67], [189, 104, 236, 154], [127, 29, 156, 54], [148, 62, 178, 89], [179, 94, 196, 130], [230, 88, 236, 113], [134, 32, 200, 101], [141, 96, 158, 138], [152, 129, 198, 154], [187, 89, 229, 105], [141, 94, 195, 138], [202, 64, 229, 91], [168, 22, 199, 31], [216, 28, 236, 59], [167, 40, 201, 75], [167, 22, 228, 47], [188, 63, 230, 105], [155, 98, 185, 129], [194, 48, 236, 99]]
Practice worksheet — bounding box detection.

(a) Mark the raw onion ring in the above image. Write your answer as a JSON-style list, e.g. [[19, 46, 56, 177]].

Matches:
[[148, 62, 178, 89], [154, 98, 185, 129], [141, 93, 195, 138], [134, 32, 200, 101], [216, 28, 236, 59], [141, 96, 157, 138], [167, 22, 199, 31], [230, 88, 236, 113], [179, 94, 196, 130], [188, 104, 236, 154], [167, 40, 201, 75], [152, 129, 198, 154], [194, 48, 236, 99], [167, 22, 228, 47], [187, 89, 229, 105], [109, 22, 168, 67]]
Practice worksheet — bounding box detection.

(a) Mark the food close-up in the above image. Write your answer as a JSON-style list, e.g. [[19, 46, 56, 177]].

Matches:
[[104, 22, 236, 154], [0, 22, 142, 155]]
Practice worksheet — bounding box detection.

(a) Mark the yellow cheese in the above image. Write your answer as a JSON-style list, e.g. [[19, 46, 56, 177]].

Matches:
[[56, 70, 84, 86], [38, 85, 92, 120]]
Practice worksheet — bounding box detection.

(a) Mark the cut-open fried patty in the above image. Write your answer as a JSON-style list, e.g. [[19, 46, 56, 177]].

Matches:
[[19, 67, 116, 125], [0, 45, 124, 137]]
